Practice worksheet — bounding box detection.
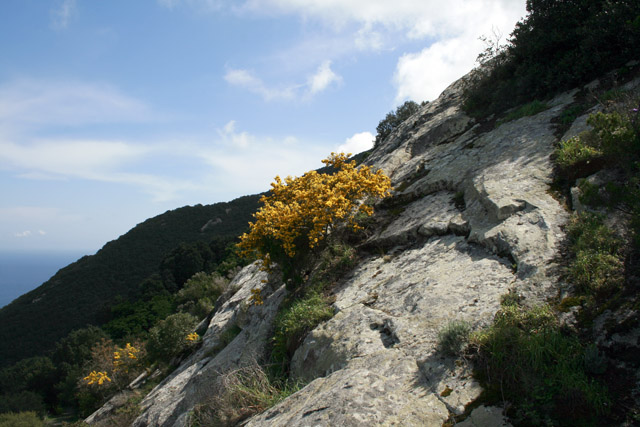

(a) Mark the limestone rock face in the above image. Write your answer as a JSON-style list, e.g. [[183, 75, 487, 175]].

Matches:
[[132, 264, 286, 426], [129, 75, 577, 426]]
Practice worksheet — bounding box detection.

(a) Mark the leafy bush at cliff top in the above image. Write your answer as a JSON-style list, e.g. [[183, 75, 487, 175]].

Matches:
[[464, 0, 640, 118], [374, 100, 420, 147]]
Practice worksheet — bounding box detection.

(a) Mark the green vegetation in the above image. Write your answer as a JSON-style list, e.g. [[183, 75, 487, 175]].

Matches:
[[472, 301, 609, 425], [146, 313, 199, 365], [0, 194, 261, 368], [0, 215, 249, 421], [566, 213, 624, 297], [190, 363, 302, 426], [554, 135, 604, 174], [437, 320, 471, 357], [175, 272, 228, 319], [468, 98, 640, 425], [374, 100, 421, 147], [495, 100, 549, 127], [464, 0, 640, 118], [270, 292, 334, 376], [0, 411, 44, 427]]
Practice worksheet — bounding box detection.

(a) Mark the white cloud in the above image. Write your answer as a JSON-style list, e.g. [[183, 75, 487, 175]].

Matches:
[[225, 60, 341, 101], [336, 132, 374, 155], [15, 230, 47, 238], [224, 69, 296, 101], [354, 24, 384, 51], [198, 121, 326, 196], [308, 61, 342, 95], [393, 37, 477, 103], [392, 2, 526, 102], [243, 0, 523, 39], [51, 0, 77, 30], [240, 0, 526, 103], [219, 120, 255, 148]]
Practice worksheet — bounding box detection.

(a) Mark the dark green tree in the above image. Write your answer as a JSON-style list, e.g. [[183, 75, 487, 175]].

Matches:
[[374, 101, 420, 146]]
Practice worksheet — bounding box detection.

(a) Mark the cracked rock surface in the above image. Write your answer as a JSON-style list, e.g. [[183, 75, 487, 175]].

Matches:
[[127, 74, 574, 426]]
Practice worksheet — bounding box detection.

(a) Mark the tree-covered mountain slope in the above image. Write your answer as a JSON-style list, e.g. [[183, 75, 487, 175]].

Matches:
[[0, 194, 261, 367]]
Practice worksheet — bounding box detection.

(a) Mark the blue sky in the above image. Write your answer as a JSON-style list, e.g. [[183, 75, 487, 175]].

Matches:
[[0, 0, 526, 253]]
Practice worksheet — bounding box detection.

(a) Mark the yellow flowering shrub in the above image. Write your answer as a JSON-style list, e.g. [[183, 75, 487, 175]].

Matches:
[[82, 339, 144, 388], [186, 332, 200, 342], [83, 370, 111, 386], [238, 152, 391, 280]]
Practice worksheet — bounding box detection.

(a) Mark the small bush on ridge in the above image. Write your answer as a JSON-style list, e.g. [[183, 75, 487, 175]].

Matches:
[[437, 320, 471, 357]]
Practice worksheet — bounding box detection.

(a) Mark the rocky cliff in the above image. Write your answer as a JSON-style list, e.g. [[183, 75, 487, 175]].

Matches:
[[114, 72, 632, 426]]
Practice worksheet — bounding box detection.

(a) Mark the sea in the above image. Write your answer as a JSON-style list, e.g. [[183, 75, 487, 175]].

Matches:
[[0, 251, 87, 309]]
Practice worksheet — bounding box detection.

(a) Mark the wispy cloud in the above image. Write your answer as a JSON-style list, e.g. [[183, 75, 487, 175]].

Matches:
[[0, 138, 197, 202], [14, 230, 46, 238], [225, 60, 342, 101], [224, 69, 297, 101], [157, 0, 223, 12], [0, 79, 153, 128], [50, 0, 77, 30]]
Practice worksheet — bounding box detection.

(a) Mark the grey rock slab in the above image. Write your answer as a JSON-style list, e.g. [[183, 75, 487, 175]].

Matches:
[[290, 304, 392, 383], [373, 191, 461, 246], [456, 405, 511, 427], [247, 352, 449, 427]]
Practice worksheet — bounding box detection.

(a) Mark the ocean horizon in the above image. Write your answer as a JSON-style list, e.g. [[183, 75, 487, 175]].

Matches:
[[0, 250, 88, 309]]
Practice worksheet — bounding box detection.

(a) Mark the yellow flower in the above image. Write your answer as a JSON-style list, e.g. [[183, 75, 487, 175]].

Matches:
[[83, 371, 111, 386], [249, 288, 264, 306], [186, 332, 200, 342]]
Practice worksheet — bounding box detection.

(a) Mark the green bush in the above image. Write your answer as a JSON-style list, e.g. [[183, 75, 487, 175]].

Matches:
[[437, 320, 471, 356], [472, 303, 609, 425], [270, 292, 334, 376], [463, 0, 640, 118], [587, 111, 638, 161], [570, 250, 624, 295], [0, 411, 43, 427], [176, 272, 228, 319], [555, 135, 603, 170], [374, 100, 420, 146], [146, 313, 198, 364], [566, 213, 624, 296], [0, 391, 46, 416]]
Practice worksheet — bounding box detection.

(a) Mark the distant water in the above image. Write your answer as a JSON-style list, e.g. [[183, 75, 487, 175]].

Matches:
[[0, 251, 87, 308]]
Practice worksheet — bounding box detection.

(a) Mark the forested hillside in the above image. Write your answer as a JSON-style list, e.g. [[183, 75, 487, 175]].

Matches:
[[0, 194, 261, 368]]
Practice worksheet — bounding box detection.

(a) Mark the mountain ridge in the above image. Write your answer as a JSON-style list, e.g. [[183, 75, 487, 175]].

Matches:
[[0, 194, 261, 368]]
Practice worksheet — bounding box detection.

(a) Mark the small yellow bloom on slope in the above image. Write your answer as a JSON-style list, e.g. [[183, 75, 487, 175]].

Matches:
[[186, 332, 200, 342], [83, 371, 111, 385], [249, 288, 264, 305]]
